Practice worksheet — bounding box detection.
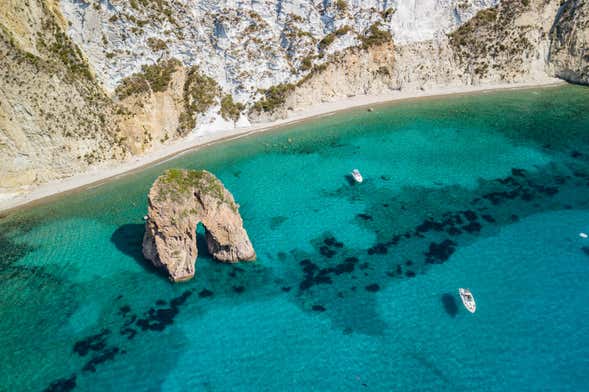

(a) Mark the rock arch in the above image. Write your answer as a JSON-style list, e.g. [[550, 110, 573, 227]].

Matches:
[[142, 169, 256, 282]]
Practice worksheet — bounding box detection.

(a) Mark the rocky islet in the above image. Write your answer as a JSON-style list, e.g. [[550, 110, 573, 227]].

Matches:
[[142, 169, 256, 282]]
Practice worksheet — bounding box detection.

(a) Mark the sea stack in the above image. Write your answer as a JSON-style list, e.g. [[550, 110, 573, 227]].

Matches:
[[142, 169, 256, 282]]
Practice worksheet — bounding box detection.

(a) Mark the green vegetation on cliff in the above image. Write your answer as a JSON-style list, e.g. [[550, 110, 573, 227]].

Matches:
[[115, 58, 181, 99], [448, 8, 498, 47], [49, 29, 93, 81], [158, 169, 230, 206], [128, 0, 178, 26], [250, 83, 295, 114], [178, 66, 220, 134], [1, 13, 94, 82], [335, 0, 348, 12], [220, 95, 245, 122], [360, 22, 392, 49], [447, 1, 534, 78], [318, 26, 353, 51], [0, 0, 126, 186], [300, 55, 314, 71], [146, 37, 168, 51], [297, 63, 328, 85]]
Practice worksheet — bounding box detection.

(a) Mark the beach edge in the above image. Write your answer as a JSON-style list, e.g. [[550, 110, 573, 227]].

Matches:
[[0, 79, 566, 215]]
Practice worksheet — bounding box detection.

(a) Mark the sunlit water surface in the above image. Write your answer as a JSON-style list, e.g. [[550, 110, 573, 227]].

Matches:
[[1, 85, 589, 391]]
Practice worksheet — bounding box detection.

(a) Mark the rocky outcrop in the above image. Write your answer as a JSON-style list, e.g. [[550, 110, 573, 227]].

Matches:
[[549, 0, 589, 85], [447, 0, 560, 83], [142, 169, 256, 282]]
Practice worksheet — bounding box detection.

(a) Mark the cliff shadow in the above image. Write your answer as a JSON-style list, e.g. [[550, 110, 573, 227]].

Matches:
[[111, 223, 161, 276]]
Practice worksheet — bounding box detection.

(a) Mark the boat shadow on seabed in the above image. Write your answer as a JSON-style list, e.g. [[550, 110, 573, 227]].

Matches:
[[441, 293, 459, 317]]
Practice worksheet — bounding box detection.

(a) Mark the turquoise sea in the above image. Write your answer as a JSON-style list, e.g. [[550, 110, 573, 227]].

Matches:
[[1, 85, 589, 391]]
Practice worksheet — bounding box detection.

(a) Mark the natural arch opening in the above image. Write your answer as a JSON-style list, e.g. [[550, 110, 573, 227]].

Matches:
[[195, 222, 211, 260]]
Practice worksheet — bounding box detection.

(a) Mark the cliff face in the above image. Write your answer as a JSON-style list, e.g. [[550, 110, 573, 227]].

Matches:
[[0, 0, 128, 197], [260, 0, 566, 117], [549, 0, 589, 85], [58, 0, 497, 131], [60, 0, 497, 95], [114, 59, 186, 154], [250, 41, 397, 122], [142, 169, 256, 282]]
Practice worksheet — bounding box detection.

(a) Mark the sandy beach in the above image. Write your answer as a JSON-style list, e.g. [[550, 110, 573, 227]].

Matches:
[[0, 79, 565, 214]]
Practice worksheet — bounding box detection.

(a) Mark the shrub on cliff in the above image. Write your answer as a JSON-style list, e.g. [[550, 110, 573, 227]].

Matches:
[[318, 26, 353, 51], [178, 66, 220, 134], [360, 23, 392, 49], [300, 55, 314, 71], [147, 37, 168, 52], [448, 8, 498, 47], [115, 58, 181, 99], [250, 83, 295, 114], [220, 95, 245, 122]]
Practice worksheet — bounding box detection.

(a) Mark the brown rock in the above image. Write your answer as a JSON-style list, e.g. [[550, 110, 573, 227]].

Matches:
[[142, 169, 256, 282]]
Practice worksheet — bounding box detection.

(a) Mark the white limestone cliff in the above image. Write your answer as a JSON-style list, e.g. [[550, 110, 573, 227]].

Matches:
[[60, 0, 498, 97]]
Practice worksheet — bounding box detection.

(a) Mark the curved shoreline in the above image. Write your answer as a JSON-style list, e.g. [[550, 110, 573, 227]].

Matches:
[[0, 79, 565, 215]]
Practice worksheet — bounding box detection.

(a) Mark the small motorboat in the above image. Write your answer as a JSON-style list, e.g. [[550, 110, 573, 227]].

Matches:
[[351, 169, 363, 183], [459, 288, 476, 313]]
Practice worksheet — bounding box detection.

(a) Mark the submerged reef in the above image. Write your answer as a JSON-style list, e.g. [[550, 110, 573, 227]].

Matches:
[[142, 169, 256, 282]]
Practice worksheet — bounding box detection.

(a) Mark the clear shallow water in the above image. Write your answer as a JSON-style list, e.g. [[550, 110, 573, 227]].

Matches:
[[1, 85, 589, 391]]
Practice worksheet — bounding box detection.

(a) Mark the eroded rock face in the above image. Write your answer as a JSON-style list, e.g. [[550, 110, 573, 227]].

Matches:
[[142, 169, 256, 282], [60, 0, 498, 92], [0, 0, 126, 197], [549, 0, 589, 85]]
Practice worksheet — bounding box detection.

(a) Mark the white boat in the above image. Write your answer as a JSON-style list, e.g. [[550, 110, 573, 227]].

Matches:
[[351, 169, 363, 183], [459, 288, 476, 313]]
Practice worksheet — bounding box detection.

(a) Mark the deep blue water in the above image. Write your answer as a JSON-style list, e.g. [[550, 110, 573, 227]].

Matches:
[[1, 85, 589, 391]]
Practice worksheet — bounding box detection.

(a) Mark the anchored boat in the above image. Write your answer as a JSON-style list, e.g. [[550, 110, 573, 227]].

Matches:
[[351, 169, 363, 183], [459, 288, 476, 313]]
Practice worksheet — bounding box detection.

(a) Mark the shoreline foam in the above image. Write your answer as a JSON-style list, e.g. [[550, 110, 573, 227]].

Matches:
[[0, 79, 565, 214]]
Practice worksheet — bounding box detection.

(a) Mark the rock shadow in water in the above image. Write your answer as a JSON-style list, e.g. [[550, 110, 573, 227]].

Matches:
[[196, 229, 213, 261], [441, 293, 459, 317], [111, 223, 161, 276], [111, 223, 217, 279]]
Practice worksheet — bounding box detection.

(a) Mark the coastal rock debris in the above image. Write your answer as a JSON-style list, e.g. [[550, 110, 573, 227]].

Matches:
[[142, 169, 256, 282]]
